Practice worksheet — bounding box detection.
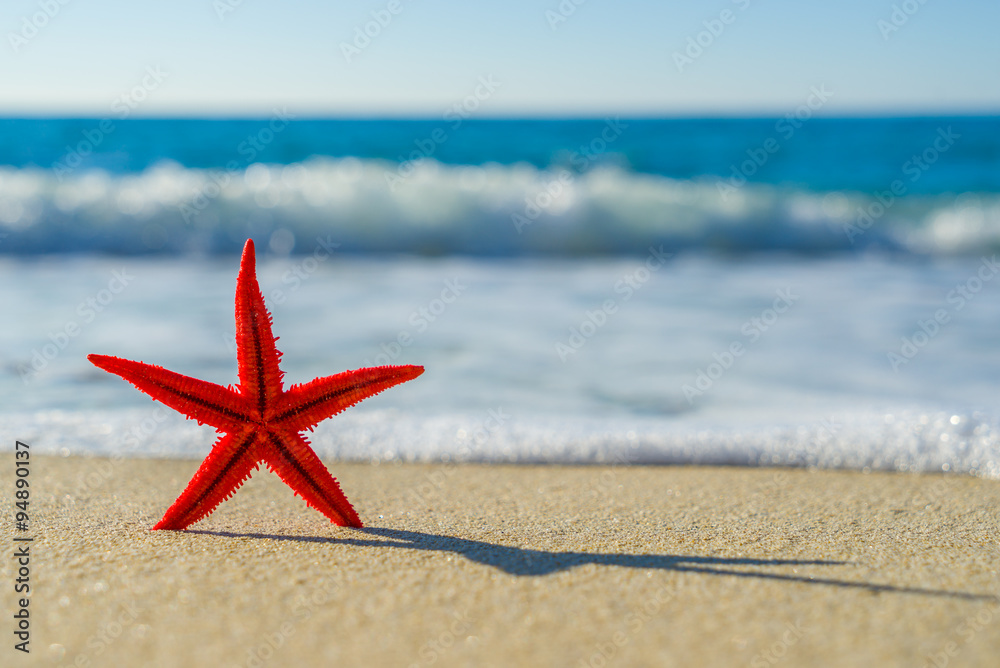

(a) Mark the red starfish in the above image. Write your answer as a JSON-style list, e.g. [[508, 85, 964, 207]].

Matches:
[[88, 239, 422, 530]]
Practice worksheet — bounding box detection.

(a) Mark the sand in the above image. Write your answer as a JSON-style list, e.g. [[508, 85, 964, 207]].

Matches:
[[3, 455, 999, 667]]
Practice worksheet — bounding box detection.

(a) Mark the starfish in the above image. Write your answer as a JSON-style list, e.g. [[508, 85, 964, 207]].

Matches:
[[88, 239, 423, 530]]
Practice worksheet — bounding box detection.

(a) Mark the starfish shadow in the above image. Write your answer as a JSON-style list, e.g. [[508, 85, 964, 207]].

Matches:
[[185, 527, 996, 601]]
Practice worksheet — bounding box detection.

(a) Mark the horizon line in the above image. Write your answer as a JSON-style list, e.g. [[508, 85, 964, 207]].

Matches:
[[1, 110, 999, 122]]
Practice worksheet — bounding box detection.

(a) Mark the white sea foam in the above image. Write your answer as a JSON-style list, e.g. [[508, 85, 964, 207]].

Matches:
[[6, 408, 999, 480], [1, 158, 999, 255], [4, 252, 1000, 480]]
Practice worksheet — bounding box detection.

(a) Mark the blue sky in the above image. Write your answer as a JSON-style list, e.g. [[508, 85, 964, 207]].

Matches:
[[2, 0, 998, 116]]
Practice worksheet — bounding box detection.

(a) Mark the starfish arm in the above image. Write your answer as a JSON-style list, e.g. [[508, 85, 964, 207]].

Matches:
[[261, 429, 362, 527], [92, 238, 424, 530], [273, 365, 424, 431], [153, 430, 260, 530], [88, 354, 248, 431], [235, 239, 285, 416]]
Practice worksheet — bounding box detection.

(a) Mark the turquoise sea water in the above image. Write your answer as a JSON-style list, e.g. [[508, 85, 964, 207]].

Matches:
[[2, 118, 999, 477]]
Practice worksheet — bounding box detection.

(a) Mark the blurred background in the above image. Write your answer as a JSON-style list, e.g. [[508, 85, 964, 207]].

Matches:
[[2, 0, 999, 478]]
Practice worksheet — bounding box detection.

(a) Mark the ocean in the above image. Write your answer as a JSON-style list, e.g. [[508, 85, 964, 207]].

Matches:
[[2, 117, 999, 479]]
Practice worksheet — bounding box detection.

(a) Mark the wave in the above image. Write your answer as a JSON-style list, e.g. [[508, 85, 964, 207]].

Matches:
[[7, 408, 999, 480], [1, 158, 999, 256]]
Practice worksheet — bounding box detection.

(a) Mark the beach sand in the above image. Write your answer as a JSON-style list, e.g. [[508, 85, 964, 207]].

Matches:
[[4, 455, 999, 667]]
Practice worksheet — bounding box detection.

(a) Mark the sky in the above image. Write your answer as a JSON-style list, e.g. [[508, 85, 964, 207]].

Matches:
[[1, 0, 998, 117]]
